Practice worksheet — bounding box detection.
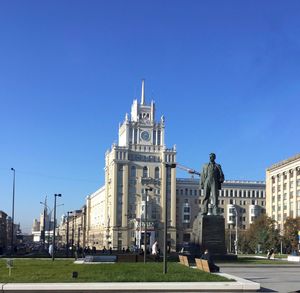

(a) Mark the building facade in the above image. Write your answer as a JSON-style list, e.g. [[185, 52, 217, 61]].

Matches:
[[31, 207, 54, 243], [0, 211, 8, 254], [266, 154, 300, 232], [85, 81, 177, 251], [176, 178, 265, 249], [58, 207, 87, 250]]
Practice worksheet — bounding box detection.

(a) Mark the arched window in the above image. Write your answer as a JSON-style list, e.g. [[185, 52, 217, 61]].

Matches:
[[130, 166, 136, 178], [143, 166, 148, 178], [155, 167, 160, 179]]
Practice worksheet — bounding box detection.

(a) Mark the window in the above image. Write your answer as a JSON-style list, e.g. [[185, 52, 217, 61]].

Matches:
[[297, 201, 300, 217], [183, 207, 190, 213], [183, 215, 190, 221], [155, 167, 160, 179], [130, 166, 136, 178], [143, 166, 148, 178], [183, 233, 190, 242]]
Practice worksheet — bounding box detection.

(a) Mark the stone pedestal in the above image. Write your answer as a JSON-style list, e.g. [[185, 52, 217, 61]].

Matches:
[[198, 215, 226, 255]]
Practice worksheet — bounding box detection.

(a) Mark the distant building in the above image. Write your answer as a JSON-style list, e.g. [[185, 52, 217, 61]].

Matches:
[[58, 207, 86, 249], [0, 211, 8, 254], [266, 154, 300, 232], [32, 208, 54, 243], [176, 178, 265, 250]]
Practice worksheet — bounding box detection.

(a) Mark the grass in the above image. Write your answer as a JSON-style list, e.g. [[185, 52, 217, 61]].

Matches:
[[0, 259, 230, 283], [218, 256, 291, 265]]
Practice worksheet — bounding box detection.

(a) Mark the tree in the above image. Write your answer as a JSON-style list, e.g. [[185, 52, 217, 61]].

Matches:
[[283, 217, 300, 254], [245, 214, 280, 253]]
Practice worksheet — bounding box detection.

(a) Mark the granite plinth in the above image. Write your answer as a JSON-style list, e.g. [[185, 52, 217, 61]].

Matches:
[[199, 215, 226, 255]]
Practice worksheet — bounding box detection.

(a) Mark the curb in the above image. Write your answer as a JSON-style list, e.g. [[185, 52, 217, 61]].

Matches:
[[0, 274, 260, 292]]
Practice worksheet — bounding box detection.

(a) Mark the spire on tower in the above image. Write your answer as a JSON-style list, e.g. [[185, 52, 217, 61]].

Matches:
[[141, 79, 145, 105]]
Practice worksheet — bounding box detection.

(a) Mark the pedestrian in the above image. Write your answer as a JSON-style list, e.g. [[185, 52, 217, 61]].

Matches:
[[267, 248, 274, 260], [201, 249, 219, 272], [152, 241, 159, 261]]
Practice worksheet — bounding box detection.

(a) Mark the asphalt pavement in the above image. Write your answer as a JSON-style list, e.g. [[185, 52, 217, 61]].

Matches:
[[220, 264, 300, 292]]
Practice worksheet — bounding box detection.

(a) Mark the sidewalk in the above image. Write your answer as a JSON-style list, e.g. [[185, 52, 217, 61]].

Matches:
[[0, 273, 259, 292]]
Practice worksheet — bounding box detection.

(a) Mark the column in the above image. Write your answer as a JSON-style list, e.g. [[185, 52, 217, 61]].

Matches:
[[170, 167, 176, 227], [122, 165, 129, 227], [112, 163, 118, 227], [293, 168, 297, 217], [161, 162, 167, 223]]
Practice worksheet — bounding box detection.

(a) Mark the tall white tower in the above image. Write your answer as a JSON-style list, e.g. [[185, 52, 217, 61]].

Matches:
[[104, 80, 177, 250]]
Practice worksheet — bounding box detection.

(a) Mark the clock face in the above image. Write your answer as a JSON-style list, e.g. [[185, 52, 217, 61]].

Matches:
[[141, 130, 150, 141]]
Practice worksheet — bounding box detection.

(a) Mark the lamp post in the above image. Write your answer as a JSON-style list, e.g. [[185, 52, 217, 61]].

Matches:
[[234, 206, 238, 255], [66, 211, 72, 257], [163, 163, 176, 274], [39, 197, 48, 249], [10, 168, 15, 256], [52, 193, 62, 261], [144, 187, 153, 264], [72, 212, 75, 256], [77, 224, 81, 249]]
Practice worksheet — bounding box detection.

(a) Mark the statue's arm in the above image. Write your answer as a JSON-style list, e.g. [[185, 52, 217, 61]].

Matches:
[[219, 165, 225, 183], [200, 166, 205, 189]]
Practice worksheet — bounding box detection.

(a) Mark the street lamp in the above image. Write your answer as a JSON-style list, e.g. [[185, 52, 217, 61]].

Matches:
[[40, 201, 64, 249], [163, 163, 176, 274], [39, 196, 48, 248], [144, 186, 153, 264], [66, 211, 72, 257], [52, 193, 62, 261], [10, 168, 15, 256], [234, 206, 238, 255], [72, 212, 76, 256]]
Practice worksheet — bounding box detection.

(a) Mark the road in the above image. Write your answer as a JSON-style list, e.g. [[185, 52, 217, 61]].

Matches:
[[221, 264, 300, 292]]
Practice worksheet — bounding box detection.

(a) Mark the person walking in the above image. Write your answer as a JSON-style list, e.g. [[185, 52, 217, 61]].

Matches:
[[201, 249, 220, 272]]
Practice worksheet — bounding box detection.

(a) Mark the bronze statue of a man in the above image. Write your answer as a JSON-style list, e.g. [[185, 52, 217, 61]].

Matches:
[[200, 153, 224, 215]]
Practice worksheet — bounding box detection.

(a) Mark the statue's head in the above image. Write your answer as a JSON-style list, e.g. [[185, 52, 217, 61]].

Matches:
[[209, 153, 216, 162]]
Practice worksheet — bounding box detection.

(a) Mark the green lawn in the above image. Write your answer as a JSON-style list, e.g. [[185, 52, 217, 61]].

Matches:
[[0, 259, 230, 283], [219, 256, 290, 265]]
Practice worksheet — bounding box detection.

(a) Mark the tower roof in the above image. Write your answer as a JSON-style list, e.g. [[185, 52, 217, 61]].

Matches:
[[141, 79, 145, 105]]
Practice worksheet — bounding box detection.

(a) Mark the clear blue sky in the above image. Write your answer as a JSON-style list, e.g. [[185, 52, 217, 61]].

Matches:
[[1, 0, 300, 233]]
